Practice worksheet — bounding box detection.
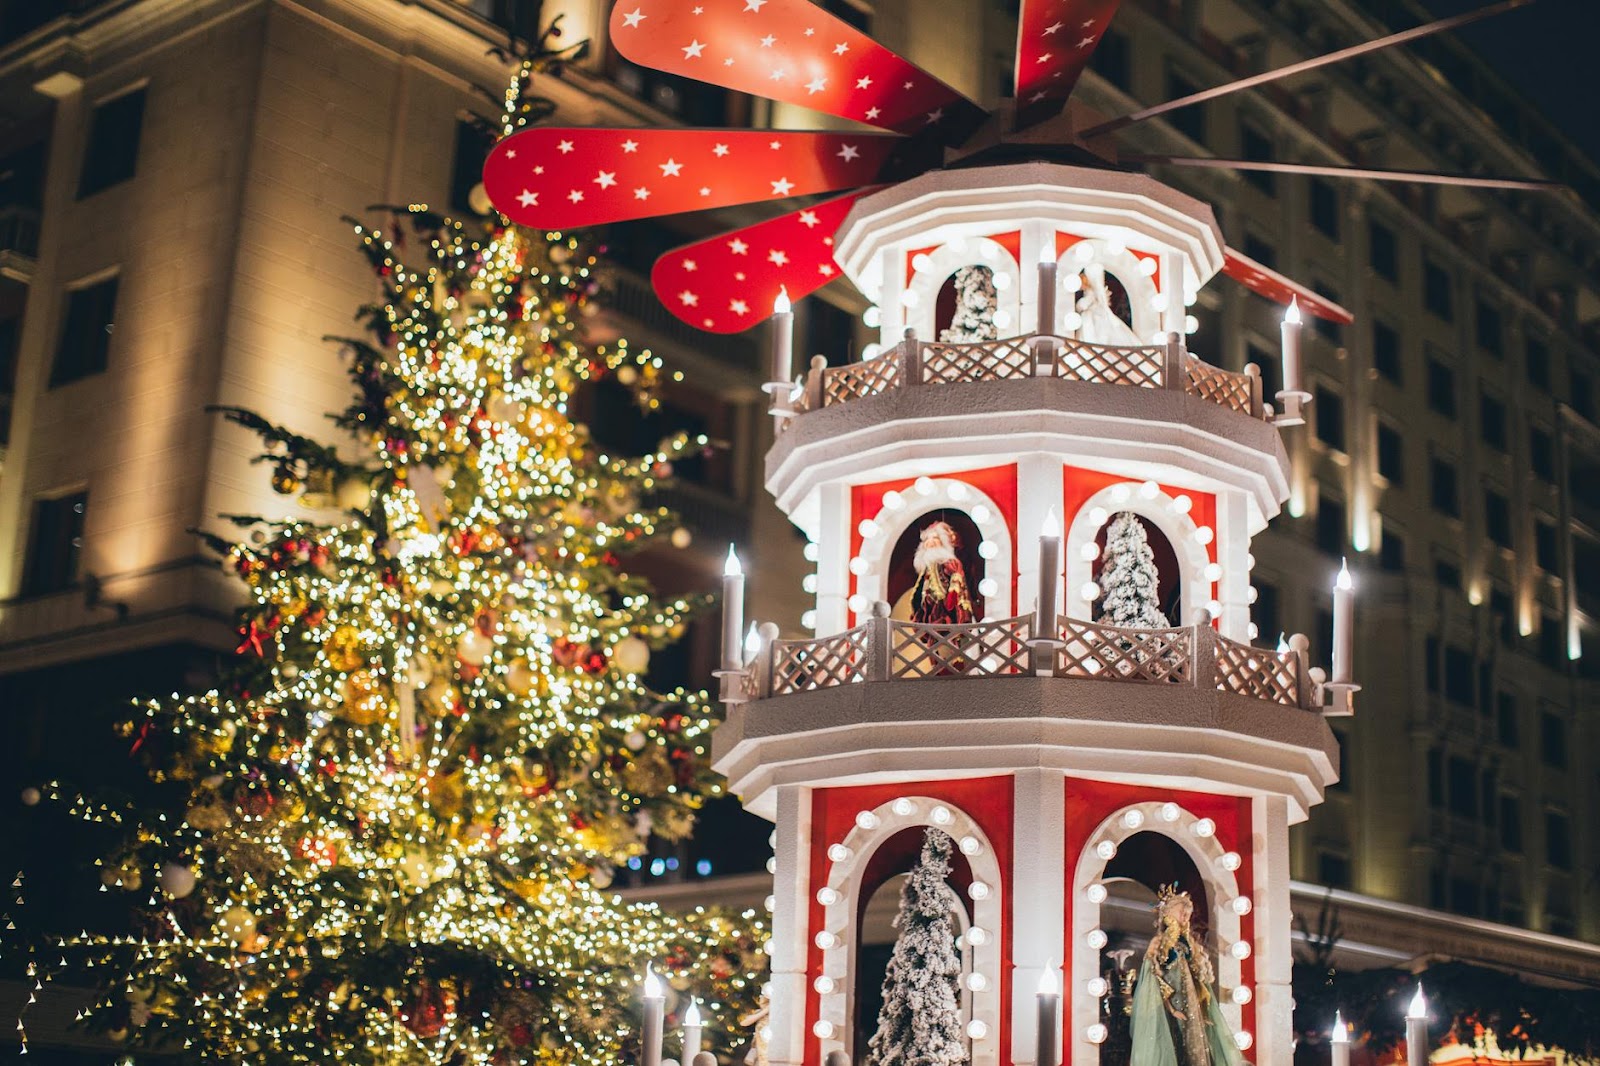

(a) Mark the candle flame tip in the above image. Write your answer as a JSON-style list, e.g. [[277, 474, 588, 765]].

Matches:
[[773, 287, 792, 314], [1407, 983, 1426, 1019], [724, 544, 742, 577], [1286, 296, 1302, 324], [1042, 507, 1061, 538]]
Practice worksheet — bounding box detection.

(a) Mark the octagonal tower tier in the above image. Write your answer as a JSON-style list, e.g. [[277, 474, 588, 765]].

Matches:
[[715, 163, 1344, 1066]]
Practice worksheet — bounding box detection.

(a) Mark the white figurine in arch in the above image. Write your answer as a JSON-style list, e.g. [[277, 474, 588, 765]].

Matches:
[[1075, 263, 1142, 347]]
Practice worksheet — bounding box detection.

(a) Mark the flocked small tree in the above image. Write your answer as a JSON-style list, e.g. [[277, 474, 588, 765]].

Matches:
[[1097, 511, 1171, 629], [938, 266, 999, 343], [866, 829, 966, 1066]]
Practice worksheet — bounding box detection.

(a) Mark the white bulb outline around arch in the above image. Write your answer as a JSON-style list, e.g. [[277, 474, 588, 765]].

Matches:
[[1063, 482, 1212, 627], [902, 236, 1022, 344], [1054, 237, 1162, 340], [1070, 801, 1248, 1064], [817, 796, 1004, 1066], [854, 478, 1014, 623]]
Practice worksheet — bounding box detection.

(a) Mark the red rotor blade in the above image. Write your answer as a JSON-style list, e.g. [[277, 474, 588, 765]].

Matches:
[[651, 190, 876, 334], [1222, 248, 1353, 325], [1014, 0, 1124, 129], [483, 127, 895, 229], [611, 0, 985, 138]]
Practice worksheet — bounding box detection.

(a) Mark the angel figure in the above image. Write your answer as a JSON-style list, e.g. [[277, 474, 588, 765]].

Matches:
[[1129, 885, 1246, 1066], [1075, 263, 1142, 347]]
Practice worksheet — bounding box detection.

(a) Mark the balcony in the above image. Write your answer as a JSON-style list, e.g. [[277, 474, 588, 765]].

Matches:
[[0, 205, 39, 283]]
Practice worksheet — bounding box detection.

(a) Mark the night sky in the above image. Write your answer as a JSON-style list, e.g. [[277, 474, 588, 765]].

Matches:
[[1420, 0, 1600, 165]]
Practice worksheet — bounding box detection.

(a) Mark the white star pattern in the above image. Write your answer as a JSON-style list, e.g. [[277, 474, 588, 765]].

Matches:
[[724, 57, 735, 65], [532, 165, 544, 175], [837, 144, 859, 161], [730, 300, 750, 315], [682, 259, 698, 272], [728, 238, 749, 255], [633, 186, 651, 200], [927, 108, 945, 124], [865, 106, 882, 120], [734, 271, 747, 281], [856, 75, 873, 90], [769, 68, 786, 80], [771, 177, 795, 195], [1029, 91, 1048, 103], [818, 263, 836, 276], [621, 8, 645, 28], [504, 149, 516, 159], [1043, 21, 1063, 35], [768, 249, 789, 266], [594, 170, 617, 188], [743, 0, 765, 9], [568, 189, 584, 202], [1077, 35, 1097, 49], [517, 189, 537, 207], [904, 80, 914, 90], [700, 187, 712, 196], [693, 4, 703, 11], [804, 26, 815, 36], [1038, 52, 1053, 64], [832, 42, 849, 55], [798, 210, 820, 227], [759, 34, 776, 47], [621, 139, 639, 153], [713, 143, 730, 157], [557, 140, 574, 154], [682, 39, 706, 58], [679, 290, 699, 306], [769, 140, 782, 149], [805, 76, 827, 94], [659, 158, 684, 177]]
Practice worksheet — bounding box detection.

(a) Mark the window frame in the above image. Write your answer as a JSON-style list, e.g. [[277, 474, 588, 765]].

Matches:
[[77, 84, 148, 199]]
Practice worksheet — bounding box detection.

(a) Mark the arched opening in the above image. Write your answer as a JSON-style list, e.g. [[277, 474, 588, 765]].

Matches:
[[1074, 267, 1133, 328], [1092, 513, 1182, 625], [936, 264, 1000, 342], [851, 827, 976, 1056], [887, 509, 987, 622]]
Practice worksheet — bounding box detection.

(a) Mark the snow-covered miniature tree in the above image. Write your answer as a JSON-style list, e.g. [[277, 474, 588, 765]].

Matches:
[[939, 265, 999, 343], [867, 828, 967, 1066], [1097, 511, 1171, 628]]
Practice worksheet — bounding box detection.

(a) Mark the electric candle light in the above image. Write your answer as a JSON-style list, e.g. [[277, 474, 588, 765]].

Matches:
[[769, 287, 794, 390], [642, 967, 665, 1066], [681, 1000, 703, 1066], [1331, 1012, 1350, 1066], [1280, 297, 1303, 395], [722, 545, 745, 670], [1406, 985, 1429, 1066], [1332, 559, 1354, 685], [1036, 962, 1061, 1066], [1038, 507, 1062, 632], [1037, 243, 1058, 334]]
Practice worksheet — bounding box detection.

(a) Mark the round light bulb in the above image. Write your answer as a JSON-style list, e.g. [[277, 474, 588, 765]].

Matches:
[[814, 975, 836, 994], [978, 577, 998, 597], [968, 881, 991, 901], [1087, 1023, 1109, 1044], [1139, 257, 1159, 276], [813, 1020, 835, 1038], [849, 556, 869, 575], [814, 931, 838, 949], [882, 490, 905, 511], [1080, 582, 1102, 602], [892, 798, 917, 817], [931, 805, 953, 825], [911, 253, 933, 273], [977, 540, 998, 560], [1172, 495, 1193, 515], [971, 503, 992, 523], [967, 926, 989, 946], [1235, 1032, 1254, 1052], [1080, 542, 1100, 561], [1232, 896, 1253, 916], [827, 844, 852, 863], [1219, 851, 1242, 872], [858, 518, 881, 539], [992, 309, 1012, 330], [967, 1020, 989, 1040], [1194, 526, 1214, 546], [817, 887, 840, 906], [1095, 840, 1117, 860], [1086, 883, 1108, 904], [959, 835, 982, 855], [992, 272, 1013, 291], [1204, 563, 1222, 582], [914, 476, 935, 496], [1086, 929, 1108, 949], [765, 894, 776, 911], [1230, 940, 1252, 960], [803, 574, 819, 593], [863, 305, 881, 328], [847, 593, 867, 613], [1111, 484, 1131, 503], [966, 972, 988, 991], [1160, 802, 1181, 822], [855, 810, 879, 830], [1231, 986, 1253, 1005], [804, 542, 820, 562], [1087, 977, 1109, 997], [801, 610, 818, 630], [1140, 480, 1160, 499], [1192, 817, 1216, 838], [899, 288, 919, 308]]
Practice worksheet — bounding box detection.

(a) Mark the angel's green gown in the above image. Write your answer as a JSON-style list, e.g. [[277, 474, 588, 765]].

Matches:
[[1128, 933, 1244, 1066]]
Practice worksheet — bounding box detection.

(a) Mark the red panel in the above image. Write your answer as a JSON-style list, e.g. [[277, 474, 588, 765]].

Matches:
[[650, 191, 873, 334], [1061, 778, 1256, 1048], [1013, 0, 1125, 128], [1061, 466, 1217, 567], [849, 464, 1021, 613], [484, 128, 895, 229], [610, 0, 986, 138], [1223, 247, 1354, 324], [805, 777, 1015, 1066]]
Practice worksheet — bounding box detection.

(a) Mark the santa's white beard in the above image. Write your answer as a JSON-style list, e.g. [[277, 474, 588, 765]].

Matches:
[[914, 543, 957, 575]]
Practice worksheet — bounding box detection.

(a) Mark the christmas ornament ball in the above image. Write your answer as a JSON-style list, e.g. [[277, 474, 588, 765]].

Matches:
[[219, 905, 257, 945], [505, 657, 538, 697], [322, 626, 365, 673], [20, 786, 40, 806], [158, 863, 198, 899], [340, 670, 389, 726], [457, 628, 494, 666], [612, 636, 651, 675]]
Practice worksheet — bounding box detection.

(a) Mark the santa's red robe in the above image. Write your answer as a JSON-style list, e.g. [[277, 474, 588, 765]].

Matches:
[[912, 556, 975, 625]]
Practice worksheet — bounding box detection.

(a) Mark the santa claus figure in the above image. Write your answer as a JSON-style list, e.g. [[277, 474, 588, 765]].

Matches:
[[911, 520, 976, 625]]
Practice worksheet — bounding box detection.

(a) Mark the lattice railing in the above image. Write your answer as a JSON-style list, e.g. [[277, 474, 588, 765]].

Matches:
[[1211, 632, 1301, 706], [888, 614, 1033, 678], [769, 625, 869, 695], [820, 357, 899, 406], [1185, 356, 1256, 415], [1053, 337, 1167, 388], [1057, 618, 1194, 683], [920, 336, 1035, 384]]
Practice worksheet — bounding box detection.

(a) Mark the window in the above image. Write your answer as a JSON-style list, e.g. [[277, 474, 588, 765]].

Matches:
[[1540, 712, 1566, 767], [1309, 178, 1340, 237], [1475, 299, 1503, 356], [1369, 220, 1397, 281], [1449, 876, 1481, 916], [1239, 120, 1275, 194], [1426, 747, 1443, 806], [1435, 559, 1462, 590], [1538, 614, 1564, 668], [1496, 692, 1518, 747], [1252, 581, 1280, 646], [1312, 285, 1342, 344], [1546, 811, 1571, 869], [1372, 320, 1402, 383], [449, 119, 496, 215], [1423, 257, 1453, 320], [21, 491, 87, 596], [78, 87, 146, 197], [1379, 528, 1406, 572], [1530, 427, 1554, 481], [1376, 423, 1404, 483], [1165, 71, 1205, 142], [1427, 356, 1457, 417], [1535, 519, 1559, 572], [1089, 29, 1131, 91], [1499, 795, 1522, 852], [1444, 646, 1474, 706], [1447, 756, 1477, 817], [1315, 387, 1345, 451], [1571, 369, 1595, 422], [1430, 457, 1460, 517], [1248, 341, 1281, 398], [49, 276, 119, 387], [1485, 489, 1512, 548], [1489, 588, 1515, 646], [1525, 338, 1550, 391], [1242, 232, 1276, 270], [1316, 497, 1346, 556], [1317, 852, 1351, 889], [1480, 393, 1507, 451]]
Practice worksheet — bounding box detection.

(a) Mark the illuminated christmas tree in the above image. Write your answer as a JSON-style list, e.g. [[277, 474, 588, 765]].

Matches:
[[13, 32, 763, 1066]]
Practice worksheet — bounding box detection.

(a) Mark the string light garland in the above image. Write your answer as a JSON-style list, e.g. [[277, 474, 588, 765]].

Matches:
[[10, 31, 764, 1066]]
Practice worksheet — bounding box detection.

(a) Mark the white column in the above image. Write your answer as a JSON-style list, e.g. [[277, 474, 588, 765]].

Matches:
[[1215, 491, 1252, 642], [815, 482, 853, 635], [1251, 795, 1294, 1066], [1015, 455, 1063, 627], [1012, 769, 1066, 1066], [767, 784, 814, 1066], [1159, 251, 1187, 337]]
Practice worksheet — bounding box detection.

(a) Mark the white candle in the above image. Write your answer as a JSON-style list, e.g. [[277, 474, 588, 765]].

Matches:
[[1037, 508, 1061, 635], [1405, 985, 1428, 1066], [770, 287, 794, 386], [1036, 963, 1060, 1066], [721, 546, 745, 671], [1332, 558, 1354, 685], [1037, 247, 1058, 336], [682, 1000, 703, 1065], [643, 967, 665, 1066], [1280, 297, 1303, 395], [1331, 1011, 1350, 1066]]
